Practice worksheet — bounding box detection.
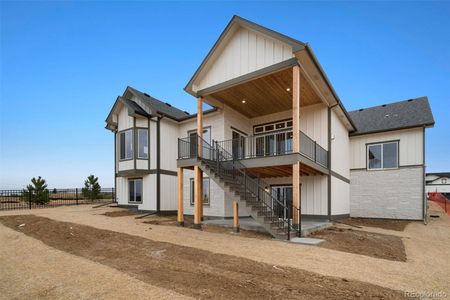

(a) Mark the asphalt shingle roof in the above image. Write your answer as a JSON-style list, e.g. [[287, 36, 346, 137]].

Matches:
[[127, 86, 190, 120], [349, 97, 434, 136]]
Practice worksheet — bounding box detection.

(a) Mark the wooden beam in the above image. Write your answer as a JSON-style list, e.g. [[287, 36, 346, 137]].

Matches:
[[292, 65, 301, 226], [193, 166, 202, 229], [199, 171, 203, 221], [233, 201, 240, 233], [177, 167, 184, 226], [197, 97, 203, 158]]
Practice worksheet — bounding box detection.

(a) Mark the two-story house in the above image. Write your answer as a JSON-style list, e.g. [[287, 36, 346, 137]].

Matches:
[[106, 16, 434, 239]]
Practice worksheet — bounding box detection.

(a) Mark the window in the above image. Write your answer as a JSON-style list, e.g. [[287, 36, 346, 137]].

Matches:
[[119, 130, 133, 160], [138, 129, 148, 159], [367, 142, 398, 170], [128, 178, 142, 203], [190, 178, 210, 205]]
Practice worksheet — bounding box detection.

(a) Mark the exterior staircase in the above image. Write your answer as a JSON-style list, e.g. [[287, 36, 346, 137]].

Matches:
[[196, 136, 300, 240]]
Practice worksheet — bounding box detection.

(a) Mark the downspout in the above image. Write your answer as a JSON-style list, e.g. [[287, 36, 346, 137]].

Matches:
[[114, 129, 117, 203], [327, 106, 332, 221], [156, 116, 162, 213], [423, 126, 427, 225]]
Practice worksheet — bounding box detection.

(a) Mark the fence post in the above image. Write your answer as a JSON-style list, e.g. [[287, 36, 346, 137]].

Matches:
[[76, 188, 79, 205], [28, 190, 32, 209]]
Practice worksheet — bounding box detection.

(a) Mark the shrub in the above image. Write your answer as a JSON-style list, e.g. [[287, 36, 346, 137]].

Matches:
[[82, 175, 101, 200], [23, 176, 50, 204]]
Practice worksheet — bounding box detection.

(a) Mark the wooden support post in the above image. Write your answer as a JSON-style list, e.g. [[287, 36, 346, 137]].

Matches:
[[199, 171, 203, 221], [233, 201, 240, 233], [177, 167, 184, 226], [193, 165, 202, 229], [292, 65, 301, 227], [197, 97, 203, 158]]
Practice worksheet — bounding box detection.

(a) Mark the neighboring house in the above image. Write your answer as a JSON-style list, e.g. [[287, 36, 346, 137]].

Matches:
[[426, 173, 450, 194], [106, 15, 434, 238]]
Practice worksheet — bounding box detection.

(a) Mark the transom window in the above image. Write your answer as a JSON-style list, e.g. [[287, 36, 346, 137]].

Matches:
[[253, 119, 292, 135], [190, 178, 210, 205], [119, 130, 133, 160], [138, 129, 148, 159], [367, 142, 398, 170], [128, 178, 142, 203]]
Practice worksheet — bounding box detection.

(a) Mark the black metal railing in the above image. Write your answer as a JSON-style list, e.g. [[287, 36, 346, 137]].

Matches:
[[182, 130, 328, 168], [0, 188, 115, 211], [194, 135, 300, 239]]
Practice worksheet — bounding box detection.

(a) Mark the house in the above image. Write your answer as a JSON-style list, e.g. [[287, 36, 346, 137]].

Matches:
[[106, 16, 434, 238], [426, 173, 450, 194]]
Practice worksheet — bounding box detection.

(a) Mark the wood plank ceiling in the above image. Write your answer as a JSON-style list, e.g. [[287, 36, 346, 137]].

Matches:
[[247, 163, 324, 178], [210, 68, 322, 118]]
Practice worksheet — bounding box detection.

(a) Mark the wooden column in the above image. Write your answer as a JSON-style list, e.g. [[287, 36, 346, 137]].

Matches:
[[292, 65, 301, 227], [177, 167, 184, 226], [197, 97, 203, 158], [233, 201, 240, 233], [199, 170, 203, 221], [193, 166, 202, 229], [194, 97, 204, 229]]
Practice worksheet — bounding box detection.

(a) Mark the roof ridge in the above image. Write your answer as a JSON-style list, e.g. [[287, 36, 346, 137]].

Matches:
[[350, 96, 428, 113]]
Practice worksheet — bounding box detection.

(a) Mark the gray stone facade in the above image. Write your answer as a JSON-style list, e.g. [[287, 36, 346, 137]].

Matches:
[[350, 166, 424, 220]]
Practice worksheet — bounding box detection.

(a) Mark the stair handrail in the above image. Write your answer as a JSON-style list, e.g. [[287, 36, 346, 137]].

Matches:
[[197, 135, 299, 238]]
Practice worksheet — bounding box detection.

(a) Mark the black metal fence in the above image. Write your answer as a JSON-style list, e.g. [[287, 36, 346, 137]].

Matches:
[[0, 188, 115, 211]]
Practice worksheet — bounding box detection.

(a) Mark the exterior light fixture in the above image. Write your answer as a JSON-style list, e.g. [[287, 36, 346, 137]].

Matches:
[[286, 88, 291, 92], [242, 100, 246, 104]]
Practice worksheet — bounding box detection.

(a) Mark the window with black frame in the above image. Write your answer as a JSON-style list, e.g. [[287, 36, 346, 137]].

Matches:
[[190, 178, 210, 205], [128, 178, 142, 203]]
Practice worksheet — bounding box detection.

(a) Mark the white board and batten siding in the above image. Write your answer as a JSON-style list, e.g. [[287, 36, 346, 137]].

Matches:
[[330, 109, 351, 216], [115, 175, 157, 211], [195, 26, 294, 91], [350, 128, 424, 169], [349, 128, 425, 220], [263, 176, 328, 216]]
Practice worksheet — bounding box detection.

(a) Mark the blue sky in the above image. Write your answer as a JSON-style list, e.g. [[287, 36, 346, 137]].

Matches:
[[1, 1, 449, 189]]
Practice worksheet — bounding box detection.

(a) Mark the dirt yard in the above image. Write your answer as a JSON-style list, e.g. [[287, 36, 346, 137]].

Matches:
[[144, 215, 272, 240], [310, 227, 406, 261], [0, 201, 449, 299], [339, 218, 411, 231], [0, 215, 403, 299]]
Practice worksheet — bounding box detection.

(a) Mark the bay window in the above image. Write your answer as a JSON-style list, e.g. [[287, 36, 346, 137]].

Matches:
[[138, 129, 148, 159], [119, 130, 133, 160]]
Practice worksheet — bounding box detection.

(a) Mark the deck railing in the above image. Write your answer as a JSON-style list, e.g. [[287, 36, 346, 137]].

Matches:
[[181, 130, 328, 168]]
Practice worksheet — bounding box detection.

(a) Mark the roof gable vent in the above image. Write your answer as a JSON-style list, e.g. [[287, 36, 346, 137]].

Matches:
[[359, 109, 364, 111], [382, 104, 387, 107], [408, 99, 413, 102], [165, 102, 172, 107], [184, 111, 190, 115], [143, 93, 150, 97]]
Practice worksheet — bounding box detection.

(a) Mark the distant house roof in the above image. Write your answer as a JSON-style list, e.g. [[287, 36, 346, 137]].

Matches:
[[427, 172, 450, 179], [349, 96, 434, 136]]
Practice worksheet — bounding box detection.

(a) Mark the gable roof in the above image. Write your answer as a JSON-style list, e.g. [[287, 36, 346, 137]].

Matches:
[[349, 96, 434, 136], [125, 86, 190, 120], [184, 15, 306, 95]]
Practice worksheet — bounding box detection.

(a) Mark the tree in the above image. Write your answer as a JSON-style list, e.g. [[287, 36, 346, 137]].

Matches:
[[82, 175, 101, 200], [23, 176, 50, 204]]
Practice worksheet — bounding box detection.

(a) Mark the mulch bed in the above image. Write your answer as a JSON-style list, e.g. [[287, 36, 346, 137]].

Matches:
[[311, 227, 406, 262], [102, 210, 142, 217], [0, 215, 405, 299], [339, 218, 411, 231]]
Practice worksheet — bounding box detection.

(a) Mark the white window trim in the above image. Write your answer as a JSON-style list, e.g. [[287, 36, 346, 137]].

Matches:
[[367, 141, 399, 171], [137, 129, 148, 159], [119, 129, 133, 161]]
